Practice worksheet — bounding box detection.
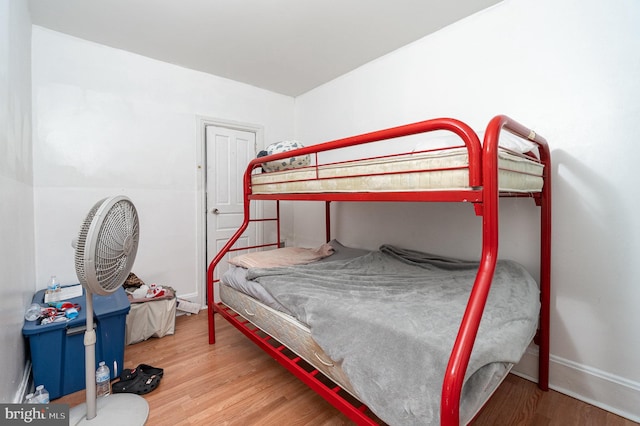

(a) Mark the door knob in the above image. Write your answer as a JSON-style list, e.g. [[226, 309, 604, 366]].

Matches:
[[211, 208, 220, 215]]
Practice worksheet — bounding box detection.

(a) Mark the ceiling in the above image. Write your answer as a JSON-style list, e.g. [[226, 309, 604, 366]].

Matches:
[[28, 0, 502, 96]]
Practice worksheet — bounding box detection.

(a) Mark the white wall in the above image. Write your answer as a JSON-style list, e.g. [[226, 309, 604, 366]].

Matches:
[[22, 0, 640, 419], [294, 0, 640, 420], [31, 27, 294, 305], [0, 0, 35, 403]]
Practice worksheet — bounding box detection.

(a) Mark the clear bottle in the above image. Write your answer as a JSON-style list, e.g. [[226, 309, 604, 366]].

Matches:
[[47, 275, 60, 292], [24, 393, 35, 403], [32, 385, 49, 403], [96, 361, 111, 397], [24, 303, 42, 321]]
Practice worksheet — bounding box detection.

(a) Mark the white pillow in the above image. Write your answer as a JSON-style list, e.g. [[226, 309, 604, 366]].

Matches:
[[412, 130, 537, 155], [258, 140, 311, 172]]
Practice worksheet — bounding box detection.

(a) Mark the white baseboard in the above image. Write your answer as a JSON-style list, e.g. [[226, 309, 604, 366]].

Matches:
[[513, 346, 640, 423], [14, 361, 31, 403]]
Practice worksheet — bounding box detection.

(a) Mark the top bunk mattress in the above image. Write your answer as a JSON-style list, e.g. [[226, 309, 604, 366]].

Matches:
[[251, 147, 544, 194]]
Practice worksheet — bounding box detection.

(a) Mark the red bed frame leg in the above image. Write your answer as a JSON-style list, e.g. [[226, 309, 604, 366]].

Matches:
[[538, 144, 552, 391], [208, 300, 216, 344]]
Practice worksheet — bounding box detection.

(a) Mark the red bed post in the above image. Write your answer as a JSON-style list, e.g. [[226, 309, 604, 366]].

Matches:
[[534, 128, 552, 391], [491, 117, 552, 392], [440, 115, 551, 424], [206, 164, 255, 344], [325, 201, 331, 242], [440, 116, 502, 426]]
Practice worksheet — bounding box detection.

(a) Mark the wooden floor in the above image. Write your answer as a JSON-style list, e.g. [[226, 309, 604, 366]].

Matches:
[[55, 312, 637, 425]]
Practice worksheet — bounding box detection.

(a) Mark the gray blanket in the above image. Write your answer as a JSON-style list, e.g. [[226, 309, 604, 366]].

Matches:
[[247, 245, 539, 425]]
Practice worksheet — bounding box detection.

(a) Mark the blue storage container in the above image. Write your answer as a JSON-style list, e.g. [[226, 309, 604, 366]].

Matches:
[[22, 286, 130, 400]]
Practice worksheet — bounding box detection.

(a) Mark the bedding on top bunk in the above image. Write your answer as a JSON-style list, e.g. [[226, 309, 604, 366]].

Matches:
[[251, 127, 545, 195], [221, 241, 539, 425], [251, 147, 544, 194]]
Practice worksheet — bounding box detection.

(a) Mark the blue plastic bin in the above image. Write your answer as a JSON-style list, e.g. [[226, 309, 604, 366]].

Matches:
[[22, 286, 130, 400]]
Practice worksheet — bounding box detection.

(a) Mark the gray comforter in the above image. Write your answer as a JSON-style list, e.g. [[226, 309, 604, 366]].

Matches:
[[246, 245, 539, 425]]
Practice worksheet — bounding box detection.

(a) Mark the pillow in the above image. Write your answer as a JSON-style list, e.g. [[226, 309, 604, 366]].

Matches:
[[229, 243, 334, 268], [317, 240, 370, 262], [411, 130, 538, 155], [258, 140, 310, 172]]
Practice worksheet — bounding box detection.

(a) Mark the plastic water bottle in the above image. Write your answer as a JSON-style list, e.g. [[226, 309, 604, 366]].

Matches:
[[24, 303, 42, 321], [96, 361, 111, 397], [47, 275, 60, 292], [24, 393, 35, 403], [32, 385, 49, 403]]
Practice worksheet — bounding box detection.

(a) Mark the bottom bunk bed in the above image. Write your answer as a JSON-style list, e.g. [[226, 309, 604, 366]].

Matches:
[[207, 115, 551, 425], [217, 241, 540, 425]]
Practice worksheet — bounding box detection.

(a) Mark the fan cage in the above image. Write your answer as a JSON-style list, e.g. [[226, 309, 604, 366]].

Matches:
[[74, 196, 139, 295]]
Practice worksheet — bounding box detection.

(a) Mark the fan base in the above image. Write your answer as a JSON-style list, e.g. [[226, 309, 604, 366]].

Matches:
[[69, 393, 149, 425]]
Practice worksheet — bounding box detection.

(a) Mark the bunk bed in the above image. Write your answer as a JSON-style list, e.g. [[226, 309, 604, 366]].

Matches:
[[206, 115, 551, 425]]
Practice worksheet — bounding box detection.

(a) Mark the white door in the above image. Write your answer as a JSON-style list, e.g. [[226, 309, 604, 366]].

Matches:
[[206, 126, 259, 301]]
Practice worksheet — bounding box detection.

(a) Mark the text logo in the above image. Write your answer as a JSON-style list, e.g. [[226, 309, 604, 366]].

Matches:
[[1, 404, 68, 425]]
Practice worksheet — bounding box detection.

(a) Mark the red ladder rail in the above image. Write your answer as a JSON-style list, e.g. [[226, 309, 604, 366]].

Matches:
[[207, 200, 280, 344]]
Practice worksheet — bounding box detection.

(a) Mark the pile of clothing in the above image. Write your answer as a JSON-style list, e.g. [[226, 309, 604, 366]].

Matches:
[[123, 273, 175, 303]]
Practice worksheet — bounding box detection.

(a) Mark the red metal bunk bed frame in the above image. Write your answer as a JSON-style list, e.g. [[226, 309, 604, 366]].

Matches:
[[206, 115, 551, 425]]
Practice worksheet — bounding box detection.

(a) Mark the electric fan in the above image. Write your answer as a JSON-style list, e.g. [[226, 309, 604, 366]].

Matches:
[[68, 196, 149, 425]]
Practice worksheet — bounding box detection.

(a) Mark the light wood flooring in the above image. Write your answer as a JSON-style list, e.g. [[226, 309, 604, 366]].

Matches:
[[55, 312, 637, 425]]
